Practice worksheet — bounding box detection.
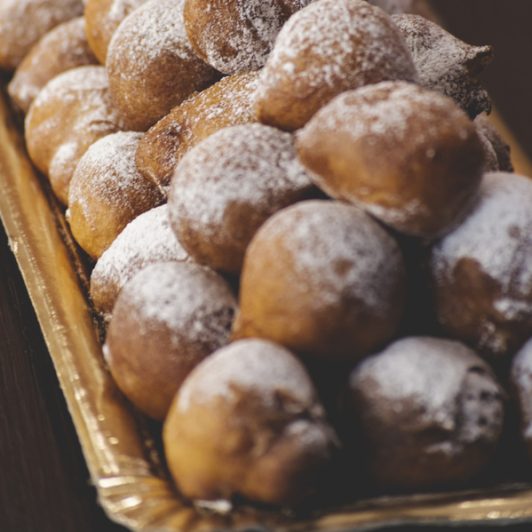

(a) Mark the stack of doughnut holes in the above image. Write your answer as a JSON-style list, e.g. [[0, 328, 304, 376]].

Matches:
[[3, 0, 531, 508]]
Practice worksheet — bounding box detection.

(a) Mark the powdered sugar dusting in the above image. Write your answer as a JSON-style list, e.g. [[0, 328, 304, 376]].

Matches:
[[137, 71, 259, 188], [367, 0, 417, 13], [0, 0, 83, 69], [121, 262, 236, 355], [91, 205, 189, 317], [68, 130, 163, 257], [107, 0, 146, 29], [512, 339, 532, 439], [177, 339, 316, 413], [432, 173, 532, 325], [300, 82, 473, 229], [8, 17, 97, 113], [172, 71, 259, 141], [25, 66, 124, 201], [86, 0, 147, 62], [106, 0, 217, 129], [257, 201, 404, 314], [256, 0, 417, 121], [352, 337, 504, 451], [392, 14, 492, 117], [188, 0, 311, 74], [69, 131, 157, 219], [108, 0, 195, 72], [312, 81, 466, 152], [170, 124, 313, 255]]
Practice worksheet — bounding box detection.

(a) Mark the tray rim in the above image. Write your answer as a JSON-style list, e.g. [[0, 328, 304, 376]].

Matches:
[[2, 10, 532, 530]]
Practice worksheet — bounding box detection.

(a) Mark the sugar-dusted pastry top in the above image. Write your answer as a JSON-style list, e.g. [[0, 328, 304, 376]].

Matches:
[[90, 204, 189, 319], [0, 0, 83, 70], [25, 65, 123, 205], [8, 17, 97, 113], [431, 172, 532, 358]]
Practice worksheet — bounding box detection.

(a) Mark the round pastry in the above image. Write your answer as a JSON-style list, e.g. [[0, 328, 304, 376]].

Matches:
[[183, 0, 311, 75], [392, 14, 493, 118], [234, 201, 406, 361], [8, 17, 97, 113], [0, 0, 83, 71], [136, 71, 259, 193], [475, 113, 514, 173], [297, 81, 485, 239], [255, 0, 417, 131], [68, 131, 164, 259], [90, 205, 189, 319], [25, 65, 123, 205], [105, 261, 237, 420], [106, 0, 219, 131], [430, 172, 532, 359], [169, 124, 317, 274], [511, 338, 532, 462], [84, 0, 147, 64], [347, 337, 505, 489], [164, 339, 338, 504]]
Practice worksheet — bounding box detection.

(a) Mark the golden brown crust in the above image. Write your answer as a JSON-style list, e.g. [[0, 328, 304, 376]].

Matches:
[[430, 173, 532, 359], [168, 124, 317, 274], [25, 66, 123, 204], [347, 337, 504, 489], [511, 340, 532, 463], [255, 0, 417, 131], [0, 0, 83, 71], [105, 262, 237, 420], [84, 0, 147, 64], [90, 205, 189, 319], [297, 82, 485, 238], [106, 0, 219, 131], [183, 0, 311, 75], [8, 18, 97, 114], [234, 201, 406, 361], [136, 71, 259, 191], [68, 132, 164, 259], [392, 14, 493, 119], [164, 339, 337, 504]]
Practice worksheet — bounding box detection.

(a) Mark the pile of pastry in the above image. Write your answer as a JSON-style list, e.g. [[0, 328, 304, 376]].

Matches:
[[2, 0, 532, 508]]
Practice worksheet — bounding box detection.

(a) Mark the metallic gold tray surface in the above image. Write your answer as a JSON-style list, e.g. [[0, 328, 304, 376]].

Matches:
[[1, 16, 532, 530]]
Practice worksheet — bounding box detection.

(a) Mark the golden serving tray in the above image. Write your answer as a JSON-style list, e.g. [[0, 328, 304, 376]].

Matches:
[[1, 6, 532, 527]]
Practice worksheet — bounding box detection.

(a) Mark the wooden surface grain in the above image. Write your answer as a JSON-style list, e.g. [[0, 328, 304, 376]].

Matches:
[[0, 1, 531, 531]]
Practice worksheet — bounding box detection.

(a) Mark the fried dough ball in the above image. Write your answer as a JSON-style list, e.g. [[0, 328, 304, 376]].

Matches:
[[511, 338, 532, 463], [255, 0, 417, 131], [392, 14, 493, 118], [183, 0, 312, 75], [164, 339, 338, 504], [8, 18, 97, 113], [105, 262, 237, 420], [25, 66, 123, 204], [84, 0, 147, 64], [90, 205, 189, 319], [430, 173, 532, 359], [297, 81, 485, 238], [0, 0, 83, 71], [168, 124, 317, 274], [106, 0, 219, 131], [136, 71, 259, 193], [347, 337, 504, 489], [235, 201, 406, 361], [68, 132, 163, 259]]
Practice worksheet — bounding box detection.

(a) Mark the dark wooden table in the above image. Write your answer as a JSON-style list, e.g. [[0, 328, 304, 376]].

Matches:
[[1, 1, 532, 531]]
